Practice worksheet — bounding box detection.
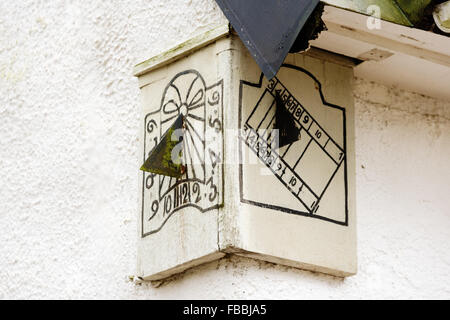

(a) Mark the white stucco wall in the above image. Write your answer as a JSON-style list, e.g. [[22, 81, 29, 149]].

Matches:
[[1, 0, 449, 299]]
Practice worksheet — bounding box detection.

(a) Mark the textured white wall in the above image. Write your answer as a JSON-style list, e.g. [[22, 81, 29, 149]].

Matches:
[[1, 1, 449, 299]]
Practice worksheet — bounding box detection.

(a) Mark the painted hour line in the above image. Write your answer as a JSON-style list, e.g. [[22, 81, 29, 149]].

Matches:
[[243, 77, 346, 215]]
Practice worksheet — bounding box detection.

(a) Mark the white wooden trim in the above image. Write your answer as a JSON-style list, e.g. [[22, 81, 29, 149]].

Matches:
[[133, 24, 231, 77]]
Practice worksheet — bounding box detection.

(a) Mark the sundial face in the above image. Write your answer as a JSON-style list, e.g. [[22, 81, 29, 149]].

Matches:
[[239, 65, 349, 225], [141, 70, 224, 237]]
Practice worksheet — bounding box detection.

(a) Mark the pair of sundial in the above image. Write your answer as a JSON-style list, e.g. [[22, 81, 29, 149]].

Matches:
[[136, 0, 356, 280]]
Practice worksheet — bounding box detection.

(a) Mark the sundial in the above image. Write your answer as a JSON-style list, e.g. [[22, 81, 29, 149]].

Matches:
[[141, 70, 224, 237], [239, 64, 348, 225]]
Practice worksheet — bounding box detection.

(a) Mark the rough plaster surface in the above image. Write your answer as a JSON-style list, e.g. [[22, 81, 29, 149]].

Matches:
[[0, 1, 449, 299]]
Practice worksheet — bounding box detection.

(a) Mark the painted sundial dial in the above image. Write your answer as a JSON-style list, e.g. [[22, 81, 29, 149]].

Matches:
[[239, 64, 349, 225], [141, 70, 224, 237]]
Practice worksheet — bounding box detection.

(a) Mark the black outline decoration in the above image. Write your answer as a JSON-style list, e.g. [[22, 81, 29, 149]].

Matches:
[[141, 70, 224, 237], [239, 64, 349, 226]]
